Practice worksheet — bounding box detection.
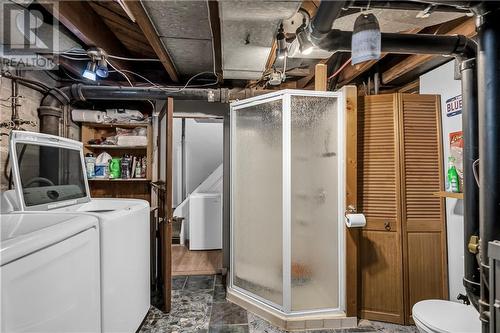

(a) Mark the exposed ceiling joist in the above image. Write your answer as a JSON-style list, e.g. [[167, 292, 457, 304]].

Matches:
[[87, 2, 156, 58], [382, 17, 476, 84], [337, 54, 387, 86], [124, 0, 179, 83], [43, 1, 133, 78]]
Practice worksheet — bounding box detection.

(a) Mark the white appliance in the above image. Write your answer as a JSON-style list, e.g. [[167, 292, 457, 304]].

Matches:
[[175, 164, 223, 249], [1, 213, 101, 333], [412, 300, 481, 333], [188, 193, 222, 250], [6, 131, 150, 333]]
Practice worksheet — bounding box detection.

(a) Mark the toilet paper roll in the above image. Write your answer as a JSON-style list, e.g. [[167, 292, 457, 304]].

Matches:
[[345, 213, 366, 228]]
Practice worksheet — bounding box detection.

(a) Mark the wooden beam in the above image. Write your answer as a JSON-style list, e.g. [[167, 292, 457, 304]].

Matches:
[[382, 18, 476, 85], [314, 63, 328, 91], [51, 1, 128, 56], [338, 54, 387, 86], [124, 0, 179, 82], [286, 67, 313, 77], [208, 1, 223, 82], [43, 1, 136, 81], [343, 85, 358, 317]]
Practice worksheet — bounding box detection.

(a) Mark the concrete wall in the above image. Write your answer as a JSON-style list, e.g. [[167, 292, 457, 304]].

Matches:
[[0, 71, 57, 191], [420, 60, 464, 301]]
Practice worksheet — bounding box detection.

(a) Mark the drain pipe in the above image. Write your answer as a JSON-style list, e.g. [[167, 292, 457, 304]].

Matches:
[[461, 57, 480, 310], [308, 1, 476, 57], [477, 6, 500, 331], [37, 84, 229, 135]]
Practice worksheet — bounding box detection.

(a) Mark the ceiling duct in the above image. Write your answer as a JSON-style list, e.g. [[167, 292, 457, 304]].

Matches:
[[219, 0, 301, 80]]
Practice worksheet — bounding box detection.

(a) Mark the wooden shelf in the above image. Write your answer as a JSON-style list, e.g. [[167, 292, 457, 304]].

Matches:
[[84, 144, 147, 149], [433, 191, 464, 199], [81, 122, 149, 128], [88, 178, 150, 182]]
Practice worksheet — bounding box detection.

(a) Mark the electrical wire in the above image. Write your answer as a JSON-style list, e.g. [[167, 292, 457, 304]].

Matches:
[[107, 55, 161, 62], [59, 54, 89, 61], [106, 60, 133, 87], [328, 57, 352, 80]]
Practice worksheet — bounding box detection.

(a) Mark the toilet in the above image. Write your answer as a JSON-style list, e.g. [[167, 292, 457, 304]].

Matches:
[[412, 300, 481, 333]]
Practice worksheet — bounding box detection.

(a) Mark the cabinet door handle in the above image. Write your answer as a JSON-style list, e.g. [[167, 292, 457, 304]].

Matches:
[[384, 221, 391, 231]]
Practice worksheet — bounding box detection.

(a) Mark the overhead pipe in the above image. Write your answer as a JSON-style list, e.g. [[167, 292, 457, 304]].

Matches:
[[346, 1, 473, 13], [309, 29, 476, 58], [308, 0, 480, 310], [477, 5, 500, 332], [37, 84, 226, 135]]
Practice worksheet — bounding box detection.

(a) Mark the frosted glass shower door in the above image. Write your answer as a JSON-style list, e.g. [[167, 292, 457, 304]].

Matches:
[[290, 95, 342, 311], [232, 98, 284, 307], [231, 90, 345, 315]]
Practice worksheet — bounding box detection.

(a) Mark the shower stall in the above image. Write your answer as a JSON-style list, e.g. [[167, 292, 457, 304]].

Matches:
[[229, 90, 348, 327]]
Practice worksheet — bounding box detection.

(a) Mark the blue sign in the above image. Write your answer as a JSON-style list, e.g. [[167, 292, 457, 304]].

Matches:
[[445, 95, 462, 117]]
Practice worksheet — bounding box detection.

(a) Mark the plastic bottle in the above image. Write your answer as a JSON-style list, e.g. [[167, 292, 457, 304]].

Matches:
[[85, 153, 96, 179], [447, 157, 460, 193]]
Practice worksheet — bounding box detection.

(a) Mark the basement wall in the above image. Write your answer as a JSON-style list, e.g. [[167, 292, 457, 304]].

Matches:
[[0, 71, 56, 191], [420, 60, 465, 301]]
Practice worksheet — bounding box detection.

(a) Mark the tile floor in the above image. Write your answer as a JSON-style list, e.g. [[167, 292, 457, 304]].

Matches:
[[139, 275, 418, 333]]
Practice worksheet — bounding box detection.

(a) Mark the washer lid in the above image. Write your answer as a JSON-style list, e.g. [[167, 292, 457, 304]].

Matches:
[[412, 300, 480, 333], [1, 213, 98, 266]]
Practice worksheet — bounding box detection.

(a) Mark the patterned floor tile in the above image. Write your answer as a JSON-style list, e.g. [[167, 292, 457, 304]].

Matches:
[[213, 284, 227, 303], [209, 324, 250, 333], [139, 274, 418, 333], [173, 276, 188, 290], [185, 275, 216, 291], [210, 301, 248, 326]]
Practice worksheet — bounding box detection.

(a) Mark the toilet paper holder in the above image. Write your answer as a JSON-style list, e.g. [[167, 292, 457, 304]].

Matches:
[[345, 204, 357, 216], [344, 205, 366, 228]]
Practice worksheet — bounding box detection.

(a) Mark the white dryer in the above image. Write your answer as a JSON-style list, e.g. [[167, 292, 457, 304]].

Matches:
[[6, 131, 151, 333], [1, 213, 100, 333]]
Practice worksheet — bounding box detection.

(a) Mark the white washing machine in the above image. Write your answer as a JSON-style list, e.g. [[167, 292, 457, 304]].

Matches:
[[6, 131, 151, 333], [1, 213, 101, 333]]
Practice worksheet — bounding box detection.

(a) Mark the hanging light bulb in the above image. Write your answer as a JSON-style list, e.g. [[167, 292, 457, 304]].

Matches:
[[351, 13, 381, 65], [82, 60, 97, 81], [296, 18, 314, 55], [96, 58, 109, 78], [276, 23, 287, 60]]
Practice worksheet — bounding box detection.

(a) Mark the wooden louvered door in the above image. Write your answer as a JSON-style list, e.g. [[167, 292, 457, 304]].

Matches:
[[398, 94, 448, 323], [358, 94, 405, 324]]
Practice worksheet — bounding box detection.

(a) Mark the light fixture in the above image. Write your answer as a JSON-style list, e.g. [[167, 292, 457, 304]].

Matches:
[[276, 23, 287, 60], [96, 58, 109, 78], [351, 13, 381, 65], [296, 18, 314, 55], [85, 48, 109, 79], [82, 61, 97, 81]]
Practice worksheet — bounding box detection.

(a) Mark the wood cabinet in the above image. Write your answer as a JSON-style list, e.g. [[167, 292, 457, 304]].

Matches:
[[357, 93, 447, 324], [81, 122, 153, 202]]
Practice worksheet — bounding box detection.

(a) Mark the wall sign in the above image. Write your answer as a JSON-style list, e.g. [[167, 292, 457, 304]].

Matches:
[[446, 95, 462, 117]]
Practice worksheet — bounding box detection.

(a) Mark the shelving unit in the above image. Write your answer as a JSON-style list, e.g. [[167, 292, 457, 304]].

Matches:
[[81, 122, 153, 202]]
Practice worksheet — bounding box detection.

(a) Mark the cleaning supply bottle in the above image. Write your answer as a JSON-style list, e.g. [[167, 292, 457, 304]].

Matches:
[[447, 157, 460, 193]]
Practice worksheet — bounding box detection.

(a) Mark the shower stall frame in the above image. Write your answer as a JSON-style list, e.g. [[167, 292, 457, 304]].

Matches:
[[229, 90, 347, 323]]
